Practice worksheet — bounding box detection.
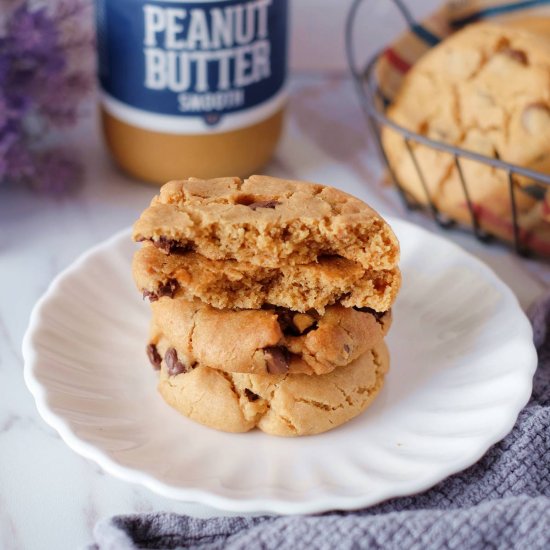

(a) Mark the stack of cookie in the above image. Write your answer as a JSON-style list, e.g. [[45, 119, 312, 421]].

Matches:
[[132, 176, 401, 436]]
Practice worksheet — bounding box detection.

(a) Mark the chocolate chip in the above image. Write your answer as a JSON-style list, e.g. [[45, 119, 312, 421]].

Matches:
[[171, 245, 193, 255], [274, 309, 318, 337], [244, 389, 260, 402], [500, 47, 528, 65], [158, 278, 179, 298], [142, 279, 179, 302], [264, 346, 290, 374], [353, 306, 385, 320], [276, 310, 296, 335], [526, 101, 549, 111], [153, 236, 178, 253], [418, 121, 429, 135], [146, 344, 162, 370], [248, 200, 281, 210], [343, 344, 351, 354], [165, 347, 188, 376]]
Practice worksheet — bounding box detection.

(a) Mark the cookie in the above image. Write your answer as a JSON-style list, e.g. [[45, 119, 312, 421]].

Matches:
[[147, 297, 391, 376], [132, 175, 399, 270], [382, 22, 550, 247], [133, 244, 400, 314], [157, 342, 389, 436]]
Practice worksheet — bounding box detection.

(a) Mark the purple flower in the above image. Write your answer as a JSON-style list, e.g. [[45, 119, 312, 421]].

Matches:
[[0, 49, 9, 86], [31, 149, 83, 194], [5, 138, 35, 181], [0, 96, 11, 129], [8, 5, 60, 56], [0, 0, 92, 192], [0, 131, 18, 181], [35, 70, 92, 127]]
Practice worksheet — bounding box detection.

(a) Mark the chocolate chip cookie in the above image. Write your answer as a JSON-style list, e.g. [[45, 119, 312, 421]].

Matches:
[[133, 244, 400, 314], [157, 342, 389, 436], [382, 22, 550, 246], [147, 297, 391, 376], [132, 175, 399, 270]]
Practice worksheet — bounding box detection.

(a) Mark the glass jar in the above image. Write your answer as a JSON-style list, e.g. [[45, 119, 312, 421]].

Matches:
[[95, 0, 288, 184]]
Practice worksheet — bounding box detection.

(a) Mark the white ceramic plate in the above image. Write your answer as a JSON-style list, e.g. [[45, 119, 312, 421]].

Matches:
[[23, 218, 536, 514]]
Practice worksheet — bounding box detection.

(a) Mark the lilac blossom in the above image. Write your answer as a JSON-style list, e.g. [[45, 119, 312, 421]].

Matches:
[[0, 0, 93, 193]]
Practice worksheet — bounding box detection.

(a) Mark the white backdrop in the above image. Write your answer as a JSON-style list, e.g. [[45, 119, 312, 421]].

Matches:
[[290, 0, 444, 72]]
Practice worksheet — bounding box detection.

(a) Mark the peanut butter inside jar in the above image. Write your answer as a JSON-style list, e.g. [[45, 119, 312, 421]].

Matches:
[[101, 106, 284, 185]]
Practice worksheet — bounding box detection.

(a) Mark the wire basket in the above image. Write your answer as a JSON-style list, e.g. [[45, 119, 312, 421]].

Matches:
[[345, 0, 550, 258]]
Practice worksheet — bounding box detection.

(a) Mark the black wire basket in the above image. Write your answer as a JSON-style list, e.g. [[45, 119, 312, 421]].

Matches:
[[346, 0, 550, 257]]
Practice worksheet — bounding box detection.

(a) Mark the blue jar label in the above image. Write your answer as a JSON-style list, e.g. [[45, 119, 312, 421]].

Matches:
[[96, 0, 288, 133]]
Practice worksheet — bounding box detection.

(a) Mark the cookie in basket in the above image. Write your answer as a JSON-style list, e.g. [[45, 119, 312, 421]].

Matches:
[[382, 21, 550, 252]]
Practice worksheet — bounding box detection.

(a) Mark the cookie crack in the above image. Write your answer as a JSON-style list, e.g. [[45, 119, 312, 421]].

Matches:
[[356, 348, 385, 399], [222, 374, 268, 425], [278, 415, 298, 434], [188, 305, 200, 359], [334, 383, 354, 407], [339, 322, 354, 340], [241, 373, 290, 424], [219, 371, 241, 401], [300, 341, 327, 372], [188, 391, 208, 416], [294, 397, 343, 412], [255, 376, 299, 432], [451, 84, 462, 129], [371, 347, 382, 368]]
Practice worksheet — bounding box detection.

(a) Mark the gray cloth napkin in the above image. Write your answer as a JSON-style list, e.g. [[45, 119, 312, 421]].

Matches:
[[89, 293, 550, 550]]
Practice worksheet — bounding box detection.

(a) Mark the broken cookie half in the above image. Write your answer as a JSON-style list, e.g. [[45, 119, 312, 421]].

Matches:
[[133, 244, 400, 314], [133, 175, 400, 270]]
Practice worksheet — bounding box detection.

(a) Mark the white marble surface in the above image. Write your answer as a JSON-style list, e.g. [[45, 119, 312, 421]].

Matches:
[[1, 74, 549, 550]]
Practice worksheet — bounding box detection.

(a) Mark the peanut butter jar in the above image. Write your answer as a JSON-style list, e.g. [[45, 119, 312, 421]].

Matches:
[[95, 0, 288, 184]]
